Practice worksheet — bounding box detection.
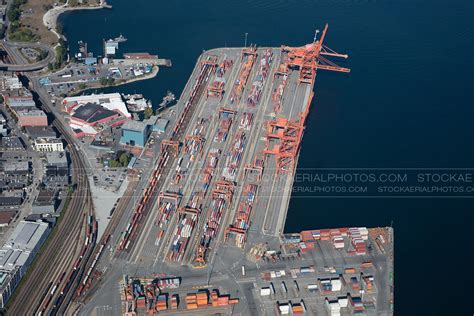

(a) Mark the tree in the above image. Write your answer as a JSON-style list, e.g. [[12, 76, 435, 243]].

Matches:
[[0, 95, 4, 104], [100, 77, 108, 86], [119, 152, 131, 167], [77, 83, 87, 90], [143, 106, 153, 119]]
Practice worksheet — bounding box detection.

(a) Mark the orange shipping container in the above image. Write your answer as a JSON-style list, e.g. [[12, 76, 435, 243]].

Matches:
[[187, 303, 198, 309], [345, 268, 356, 274]]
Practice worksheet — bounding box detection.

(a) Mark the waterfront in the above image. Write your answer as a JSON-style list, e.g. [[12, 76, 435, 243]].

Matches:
[[60, 0, 473, 314]]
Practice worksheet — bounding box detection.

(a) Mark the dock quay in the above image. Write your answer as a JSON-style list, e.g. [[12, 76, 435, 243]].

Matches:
[[75, 25, 393, 316]]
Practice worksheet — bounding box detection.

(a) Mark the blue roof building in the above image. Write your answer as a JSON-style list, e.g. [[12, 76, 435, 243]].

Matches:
[[84, 57, 98, 66], [120, 120, 150, 147]]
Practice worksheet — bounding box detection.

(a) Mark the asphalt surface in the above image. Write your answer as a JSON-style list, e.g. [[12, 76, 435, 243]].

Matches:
[[0, 41, 55, 71]]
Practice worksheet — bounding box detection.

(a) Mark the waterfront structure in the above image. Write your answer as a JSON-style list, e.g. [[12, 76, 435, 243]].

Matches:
[[63, 93, 131, 137]]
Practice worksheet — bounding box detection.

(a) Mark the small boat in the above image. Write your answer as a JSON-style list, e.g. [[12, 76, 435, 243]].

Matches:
[[158, 91, 176, 109], [122, 93, 149, 112], [114, 34, 127, 43]]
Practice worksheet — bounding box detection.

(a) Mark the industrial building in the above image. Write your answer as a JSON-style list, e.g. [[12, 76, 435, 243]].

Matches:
[[5, 96, 48, 127], [63, 93, 131, 137], [120, 116, 166, 147], [120, 120, 150, 147], [5, 96, 36, 110], [17, 110, 48, 127], [0, 221, 50, 308]]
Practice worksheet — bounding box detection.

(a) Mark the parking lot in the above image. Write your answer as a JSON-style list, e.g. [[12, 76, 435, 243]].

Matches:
[[38, 60, 159, 98]]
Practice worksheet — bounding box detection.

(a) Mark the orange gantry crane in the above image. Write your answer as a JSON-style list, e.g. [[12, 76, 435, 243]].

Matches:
[[266, 24, 350, 174], [161, 139, 180, 157], [281, 23, 350, 85]]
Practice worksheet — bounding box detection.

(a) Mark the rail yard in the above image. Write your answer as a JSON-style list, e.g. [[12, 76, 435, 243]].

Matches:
[[35, 24, 394, 315]]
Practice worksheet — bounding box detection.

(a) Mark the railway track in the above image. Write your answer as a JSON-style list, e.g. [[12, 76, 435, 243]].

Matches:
[[6, 81, 92, 314]]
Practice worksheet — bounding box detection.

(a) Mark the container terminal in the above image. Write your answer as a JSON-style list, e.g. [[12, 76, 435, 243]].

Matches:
[[42, 24, 394, 315]]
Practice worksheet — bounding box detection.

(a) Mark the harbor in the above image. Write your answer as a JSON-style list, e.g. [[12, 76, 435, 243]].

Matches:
[[75, 26, 392, 315]]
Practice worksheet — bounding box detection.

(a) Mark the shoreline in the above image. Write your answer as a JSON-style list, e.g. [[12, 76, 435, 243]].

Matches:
[[68, 66, 159, 97], [43, 1, 112, 41]]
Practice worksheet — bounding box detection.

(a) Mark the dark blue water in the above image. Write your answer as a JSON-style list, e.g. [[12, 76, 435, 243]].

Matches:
[[60, 0, 474, 314]]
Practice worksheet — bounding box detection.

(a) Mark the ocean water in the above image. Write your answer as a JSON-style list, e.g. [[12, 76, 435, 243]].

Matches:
[[60, 0, 474, 314]]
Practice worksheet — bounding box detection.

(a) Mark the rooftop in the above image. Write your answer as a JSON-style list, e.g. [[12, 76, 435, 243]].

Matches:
[[34, 137, 62, 144], [72, 103, 119, 123], [45, 152, 67, 166], [6, 97, 35, 108], [4, 220, 49, 252], [63, 93, 131, 118], [24, 126, 57, 139], [17, 109, 46, 117], [121, 120, 147, 133]]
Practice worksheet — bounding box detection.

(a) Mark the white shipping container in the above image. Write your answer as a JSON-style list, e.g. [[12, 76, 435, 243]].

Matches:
[[338, 297, 348, 307], [260, 287, 271, 296]]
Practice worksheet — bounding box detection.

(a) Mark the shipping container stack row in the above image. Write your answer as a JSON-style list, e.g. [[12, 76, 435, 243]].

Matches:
[[225, 183, 258, 248], [261, 269, 290, 281], [222, 130, 247, 181], [183, 117, 208, 161], [239, 112, 254, 130], [214, 109, 234, 143], [325, 294, 366, 316], [247, 48, 273, 107], [154, 200, 175, 244], [298, 227, 370, 255], [348, 227, 368, 256], [230, 45, 257, 104], [277, 300, 307, 315], [195, 180, 235, 264], [167, 208, 198, 262], [121, 276, 181, 315], [185, 290, 239, 310], [319, 276, 344, 293], [201, 148, 220, 193]]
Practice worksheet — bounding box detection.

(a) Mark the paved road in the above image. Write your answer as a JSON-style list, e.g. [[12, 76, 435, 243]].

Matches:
[[0, 41, 55, 71]]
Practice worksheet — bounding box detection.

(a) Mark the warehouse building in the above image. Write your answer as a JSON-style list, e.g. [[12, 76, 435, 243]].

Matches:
[[17, 109, 48, 127], [63, 93, 131, 137], [0, 221, 50, 308]]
